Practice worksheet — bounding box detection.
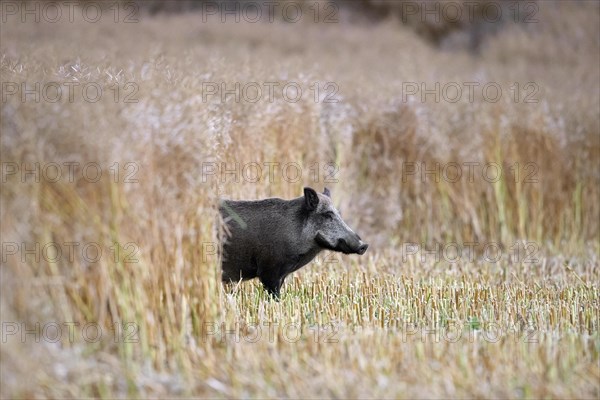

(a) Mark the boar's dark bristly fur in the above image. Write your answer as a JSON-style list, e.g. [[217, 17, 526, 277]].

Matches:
[[219, 187, 368, 299]]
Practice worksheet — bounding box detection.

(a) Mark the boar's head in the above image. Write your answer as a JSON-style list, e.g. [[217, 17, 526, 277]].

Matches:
[[303, 187, 368, 255]]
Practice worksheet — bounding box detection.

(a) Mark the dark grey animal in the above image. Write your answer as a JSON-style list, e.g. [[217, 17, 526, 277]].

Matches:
[[219, 187, 368, 298]]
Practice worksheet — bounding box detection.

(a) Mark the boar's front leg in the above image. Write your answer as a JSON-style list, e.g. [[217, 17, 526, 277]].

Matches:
[[259, 274, 284, 300]]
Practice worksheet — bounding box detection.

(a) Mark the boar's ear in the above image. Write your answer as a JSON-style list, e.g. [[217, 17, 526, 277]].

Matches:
[[323, 187, 331, 198], [304, 187, 319, 211]]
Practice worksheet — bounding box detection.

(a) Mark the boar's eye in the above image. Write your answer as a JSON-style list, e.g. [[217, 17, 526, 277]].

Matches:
[[323, 211, 335, 219]]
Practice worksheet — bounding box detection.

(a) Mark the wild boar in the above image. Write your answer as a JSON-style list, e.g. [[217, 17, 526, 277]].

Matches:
[[219, 187, 368, 298]]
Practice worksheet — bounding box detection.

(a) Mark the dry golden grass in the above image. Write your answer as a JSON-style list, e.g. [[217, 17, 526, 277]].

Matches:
[[1, 1, 599, 398]]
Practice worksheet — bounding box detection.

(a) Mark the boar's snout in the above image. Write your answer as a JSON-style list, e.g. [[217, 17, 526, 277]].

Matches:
[[357, 242, 369, 255], [350, 236, 368, 255], [339, 235, 368, 255], [351, 232, 369, 255], [316, 231, 369, 255]]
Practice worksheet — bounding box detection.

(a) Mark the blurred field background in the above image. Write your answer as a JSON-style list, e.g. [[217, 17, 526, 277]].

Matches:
[[1, 0, 599, 398]]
